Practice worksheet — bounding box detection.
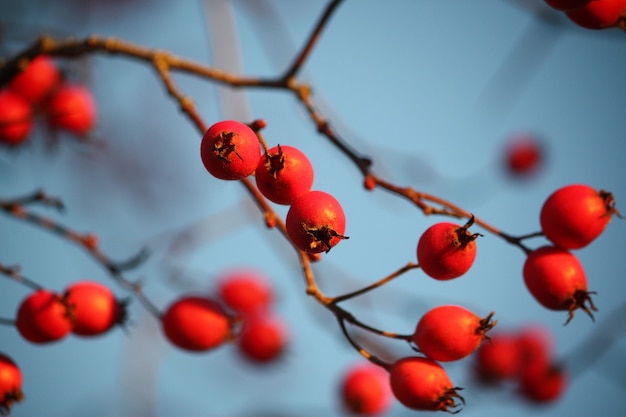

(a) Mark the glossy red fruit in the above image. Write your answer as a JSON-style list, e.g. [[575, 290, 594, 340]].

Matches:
[[565, 0, 626, 29], [416, 217, 480, 280], [285, 190, 348, 254], [16, 289, 73, 344], [237, 314, 288, 363], [0, 353, 24, 415], [46, 83, 97, 136], [519, 364, 568, 403], [217, 269, 273, 316], [523, 246, 596, 324], [200, 120, 261, 180], [540, 184, 617, 249], [8, 55, 61, 105], [64, 281, 124, 337], [413, 305, 496, 362], [162, 296, 232, 352], [340, 363, 392, 416], [504, 134, 543, 177], [544, 0, 592, 11], [0, 89, 34, 146], [474, 332, 522, 383], [255, 145, 314, 205], [389, 356, 464, 412]]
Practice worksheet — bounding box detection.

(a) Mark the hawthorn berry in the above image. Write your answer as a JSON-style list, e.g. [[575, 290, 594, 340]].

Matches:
[[473, 331, 523, 383], [516, 324, 554, 374], [523, 245, 596, 324], [64, 281, 125, 337], [16, 289, 73, 344], [340, 363, 392, 416], [519, 363, 568, 403], [8, 55, 61, 105], [413, 305, 496, 362], [285, 190, 348, 254], [0, 353, 24, 415], [540, 184, 618, 249], [237, 314, 288, 364], [503, 133, 543, 177], [565, 0, 626, 29], [416, 216, 480, 280], [200, 120, 261, 180], [162, 295, 232, 352], [255, 145, 314, 205], [389, 356, 464, 412], [45, 83, 97, 136], [0, 89, 34, 146], [216, 269, 273, 316]]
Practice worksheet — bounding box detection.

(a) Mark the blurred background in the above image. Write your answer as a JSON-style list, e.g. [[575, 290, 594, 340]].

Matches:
[[1, 0, 626, 416]]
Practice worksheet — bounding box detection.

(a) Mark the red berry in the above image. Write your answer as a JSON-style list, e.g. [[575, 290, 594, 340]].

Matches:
[[544, 0, 592, 11], [0, 353, 24, 415], [237, 314, 288, 364], [523, 246, 596, 323], [516, 324, 554, 374], [416, 217, 480, 280], [340, 363, 392, 416], [565, 0, 626, 29], [200, 120, 261, 180], [16, 289, 73, 344], [519, 364, 567, 403], [64, 281, 124, 337], [413, 305, 496, 362], [285, 190, 348, 254], [0, 89, 34, 146], [389, 356, 464, 412], [8, 55, 61, 105], [540, 184, 617, 249], [217, 269, 273, 316], [162, 296, 232, 351], [46, 83, 97, 136], [255, 145, 314, 205], [504, 133, 543, 177], [473, 331, 523, 383]]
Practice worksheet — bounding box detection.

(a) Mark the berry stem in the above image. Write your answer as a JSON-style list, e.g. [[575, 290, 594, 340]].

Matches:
[[336, 316, 392, 370], [329, 262, 419, 304], [0, 263, 44, 291]]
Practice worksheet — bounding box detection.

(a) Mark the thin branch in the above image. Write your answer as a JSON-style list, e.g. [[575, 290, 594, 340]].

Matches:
[[0, 264, 43, 291], [0, 35, 285, 89], [0, 199, 162, 319], [0, 318, 16, 326], [281, 0, 345, 79], [337, 316, 392, 370], [329, 262, 419, 304]]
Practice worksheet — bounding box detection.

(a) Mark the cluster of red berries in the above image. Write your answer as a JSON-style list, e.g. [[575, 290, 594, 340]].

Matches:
[[162, 268, 288, 364], [4, 281, 125, 413], [15, 281, 125, 344], [524, 184, 619, 323], [544, 0, 626, 30], [200, 119, 348, 254], [0, 55, 97, 147], [473, 324, 567, 403], [385, 306, 496, 413], [355, 216, 486, 412]]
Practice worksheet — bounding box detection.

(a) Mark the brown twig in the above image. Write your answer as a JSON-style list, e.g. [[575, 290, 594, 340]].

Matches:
[[0, 193, 161, 319]]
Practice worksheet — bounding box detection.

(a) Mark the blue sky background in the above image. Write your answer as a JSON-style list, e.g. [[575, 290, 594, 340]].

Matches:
[[1, 1, 626, 416]]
